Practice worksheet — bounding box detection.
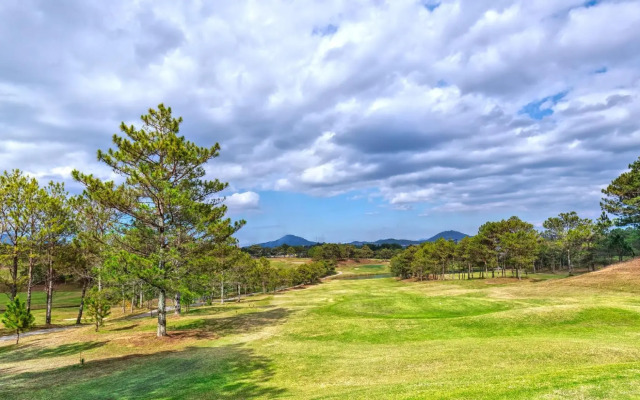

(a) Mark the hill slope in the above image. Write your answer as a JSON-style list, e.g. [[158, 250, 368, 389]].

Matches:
[[423, 230, 469, 242], [554, 258, 640, 293], [254, 230, 469, 248], [255, 235, 317, 248], [348, 238, 422, 246]]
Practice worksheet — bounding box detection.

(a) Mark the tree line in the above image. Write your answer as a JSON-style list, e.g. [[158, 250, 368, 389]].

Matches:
[[390, 157, 640, 281], [242, 242, 403, 260]]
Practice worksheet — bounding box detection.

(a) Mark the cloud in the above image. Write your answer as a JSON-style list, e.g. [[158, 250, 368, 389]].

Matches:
[[1, 0, 639, 225], [224, 191, 260, 211]]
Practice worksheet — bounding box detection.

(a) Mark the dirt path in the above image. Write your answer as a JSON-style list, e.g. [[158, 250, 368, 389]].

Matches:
[[0, 325, 82, 342]]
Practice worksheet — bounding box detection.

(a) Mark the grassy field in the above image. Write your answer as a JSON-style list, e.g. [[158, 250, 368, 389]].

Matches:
[[0, 284, 86, 333], [3, 261, 640, 399], [333, 261, 390, 277], [268, 257, 312, 269]]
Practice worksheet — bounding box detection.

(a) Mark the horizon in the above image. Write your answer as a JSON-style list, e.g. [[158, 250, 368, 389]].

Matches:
[[248, 230, 469, 247], [2, 1, 639, 246]]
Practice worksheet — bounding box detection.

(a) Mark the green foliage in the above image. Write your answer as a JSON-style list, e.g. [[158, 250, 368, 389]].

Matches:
[[601, 156, 640, 226], [72, 104, 244, 336], [84, 288, 111, 332], [0, 169, 43, 300], [1, 297, 35, 343]]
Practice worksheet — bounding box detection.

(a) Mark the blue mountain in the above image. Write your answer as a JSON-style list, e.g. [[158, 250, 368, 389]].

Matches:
[[253, 230, 469, 248], [348, 238, 422, 246], [256, 235, 317, 248], [422, 230, 469, 242]]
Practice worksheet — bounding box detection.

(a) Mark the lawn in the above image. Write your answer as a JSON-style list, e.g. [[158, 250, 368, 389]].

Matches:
[[0, 285, 86, 333], [335, 261, 390, 276], [2, 261, 640, 399], [269, 257, 312, 269]]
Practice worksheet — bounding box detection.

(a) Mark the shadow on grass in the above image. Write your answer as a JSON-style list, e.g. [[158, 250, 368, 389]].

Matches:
[[170, 307, 291, 339], [109, 324, 139, 332], [0, 344, 286, 400], [0, 341, 107, 363], [184, 305, 243, 316]]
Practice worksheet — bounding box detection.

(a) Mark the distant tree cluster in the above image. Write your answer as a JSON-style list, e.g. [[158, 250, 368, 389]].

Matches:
[[390, 153, 640, 281], [243, 242, 402, 261]]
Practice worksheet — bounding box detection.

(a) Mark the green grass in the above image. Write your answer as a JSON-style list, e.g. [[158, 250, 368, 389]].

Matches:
[[336, 262, 390, 276], [3, 270, 640, 399], [269, 257, 312, 269], [0, 286, 84, 332]]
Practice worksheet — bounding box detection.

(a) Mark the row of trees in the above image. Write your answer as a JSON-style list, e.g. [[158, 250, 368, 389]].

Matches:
[[390, 153, 640, 281], [243, 242, 403, 260], [0, 171, 73, 323], [1, 105, 336, 340], [390, 212, 631, 281]]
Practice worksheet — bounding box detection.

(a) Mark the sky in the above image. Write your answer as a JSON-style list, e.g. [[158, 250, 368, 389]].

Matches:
[[1, 0, 639, 246]]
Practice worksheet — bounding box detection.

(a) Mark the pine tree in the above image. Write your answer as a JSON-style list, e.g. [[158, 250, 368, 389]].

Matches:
[[73, 104, 244, 337], [0, 170, 42, 301], [84, 288, 111, 332], [2, 297, 35, 345], [40, 182, 73, 325], [602, 156, 640, 226]]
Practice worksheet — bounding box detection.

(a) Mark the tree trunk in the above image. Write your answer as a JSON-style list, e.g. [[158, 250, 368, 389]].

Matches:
[[131, 293, 135, 313], [26, 256, 35, 313], [220, 276, 225, 304], [76, 280, 89, 325], [157, 289, 167, 337], [10, 251, 18, 300], [237, 284, 241, 302], [16, 330, 19, 345], [45, 255, 54, 325], [174, 292, 181, 315], [122, 287, 126, 313]]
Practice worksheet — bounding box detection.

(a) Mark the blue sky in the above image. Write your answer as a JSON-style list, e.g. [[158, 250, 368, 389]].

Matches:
[[1, 0, 640, 246]]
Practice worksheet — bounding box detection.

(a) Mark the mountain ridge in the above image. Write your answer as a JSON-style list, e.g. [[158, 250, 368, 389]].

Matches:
[[251, 231, 469, 248]]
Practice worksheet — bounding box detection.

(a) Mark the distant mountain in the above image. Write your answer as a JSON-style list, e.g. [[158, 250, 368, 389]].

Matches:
[[350, 231, 469, 246], [423, 230, 469, 243], [254, 235, 317, 248], [348, 238, 422, 246], [251, 230, 469, 248]]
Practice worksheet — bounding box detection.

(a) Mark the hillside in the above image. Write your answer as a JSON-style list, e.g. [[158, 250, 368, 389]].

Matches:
[[254, 230, 469, 248], [556, 258, 640, 293], [423, 230, 469, 242], [348, 238, 422, 246], [255, 235, 317, 248]]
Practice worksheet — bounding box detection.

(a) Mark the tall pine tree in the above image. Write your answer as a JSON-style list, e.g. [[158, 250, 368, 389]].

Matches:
[[73, 104, 243, 337]]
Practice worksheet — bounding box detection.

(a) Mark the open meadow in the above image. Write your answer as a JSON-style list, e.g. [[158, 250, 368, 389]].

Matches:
[[2, 260, 640, 399]]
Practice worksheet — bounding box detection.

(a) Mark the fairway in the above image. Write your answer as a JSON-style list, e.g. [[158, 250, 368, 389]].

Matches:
[[3, 262, 640, 399]]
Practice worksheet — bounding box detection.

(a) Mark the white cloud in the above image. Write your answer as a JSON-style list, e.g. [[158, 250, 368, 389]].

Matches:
[[225, 191, 260, 211], [1, 0, 639, 221]]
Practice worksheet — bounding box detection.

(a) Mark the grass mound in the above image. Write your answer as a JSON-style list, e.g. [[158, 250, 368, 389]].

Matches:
[[554, 258, 640, 293]]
